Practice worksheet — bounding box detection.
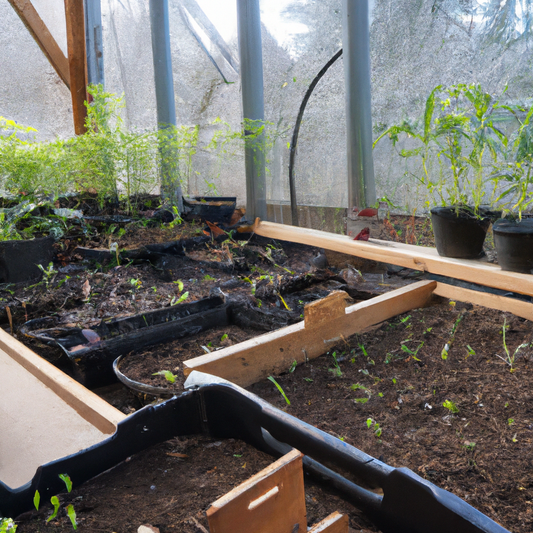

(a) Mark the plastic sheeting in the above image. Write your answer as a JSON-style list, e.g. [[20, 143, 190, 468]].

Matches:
[[1, 0, 533, 211]]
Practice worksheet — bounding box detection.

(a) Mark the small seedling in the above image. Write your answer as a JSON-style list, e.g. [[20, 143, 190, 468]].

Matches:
[[153, 370, 177, 383], [366, 418, 382, 438], [328, 351, 343, 377], [268, 376, 290, 405], [288, 359, 297, 373], [497, 318, 528, 372], [463, 442, 476, 451], [401, 341, 424, 361], [303, 377, 313, 382], [170, 291, 189, 305], [466, 345, 476, 357], [130, 278, 142, 290], [203, 274, 216, 281], [443, 400, 459, 414], [508, 418, 515, 426]]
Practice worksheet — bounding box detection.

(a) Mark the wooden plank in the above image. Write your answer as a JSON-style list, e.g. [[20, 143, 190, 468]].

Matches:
[[434, 282, 533, 321], [308, 512, 349, 533], [183, 280, 436, 387], [64, 0, 88, 134], [252, 219, 533, 298], [206, 449, 306, 533], [8, 0, 70, 88], [0, 328, 125, 434]]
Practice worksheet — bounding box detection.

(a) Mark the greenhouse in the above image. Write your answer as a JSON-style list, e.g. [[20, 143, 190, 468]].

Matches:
[[1, 1, 532, 532]]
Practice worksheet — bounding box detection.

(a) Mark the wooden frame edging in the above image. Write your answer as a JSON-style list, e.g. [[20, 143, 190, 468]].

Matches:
[[252, 219, 533, 297], [0, 328, 125, 433], [183, 280, 437, 387]]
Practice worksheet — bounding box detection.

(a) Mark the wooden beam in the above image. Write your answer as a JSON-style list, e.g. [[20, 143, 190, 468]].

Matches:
[[434, 282, 533, 321], [64, 0, 88, 134], [183, 280, 436, 387], [308, 512, 349, 533], [206, 449, 306, 533], [252, 219, 533, 298], [8, 0, 70, 88]]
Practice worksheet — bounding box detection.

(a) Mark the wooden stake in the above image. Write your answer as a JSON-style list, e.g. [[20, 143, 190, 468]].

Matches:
[[8, 0, 70, 88], [64, 0, 88, 134], [308, 512, 349, 533]]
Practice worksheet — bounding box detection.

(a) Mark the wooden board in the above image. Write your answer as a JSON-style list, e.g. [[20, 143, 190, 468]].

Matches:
[[0, 328, 125, 489], [252, 219, 533, 297], [183, 280, 436, 387], [434, 282, 533, 321], [206, 449, 306, 533], [308, 512, 349, 533], [64, 0, 88, 134], [8, 0, 70, 87]]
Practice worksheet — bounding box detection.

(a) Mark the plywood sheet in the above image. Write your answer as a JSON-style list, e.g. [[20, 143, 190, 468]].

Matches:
[[0, 347, 109, 489]]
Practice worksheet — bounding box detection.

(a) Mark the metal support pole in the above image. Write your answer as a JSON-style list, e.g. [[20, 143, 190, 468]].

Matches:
[[236, 0, 267, 221], [84, 0, 104, 87], [149, 0, 183, 211], [342, 0, 376, 209]]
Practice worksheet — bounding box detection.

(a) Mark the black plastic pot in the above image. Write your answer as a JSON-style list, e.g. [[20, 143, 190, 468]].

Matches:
[[0, 236, 55, 283], [493, 218, 533, 273], [430, 206, 491, 259]]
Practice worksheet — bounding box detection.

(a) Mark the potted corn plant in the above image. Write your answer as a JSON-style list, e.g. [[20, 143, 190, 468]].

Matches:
[[374, 84, 502, 258], [490, 104, 533, 273]]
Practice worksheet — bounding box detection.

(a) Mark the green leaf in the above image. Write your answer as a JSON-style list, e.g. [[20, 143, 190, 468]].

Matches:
[[33, 490, 40, 511], [59, 473, 72, 493], [152, 370, 177, 383], [268, 376, 290, 405], [66, 504, 77, 530], [47, 496, 60, 522]]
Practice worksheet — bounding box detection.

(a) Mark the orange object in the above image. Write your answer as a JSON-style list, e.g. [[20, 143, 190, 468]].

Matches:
[[205, 220, 226, 237]]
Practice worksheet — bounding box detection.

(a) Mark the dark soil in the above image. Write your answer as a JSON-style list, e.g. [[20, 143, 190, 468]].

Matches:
[[5, 210, 526, 532]]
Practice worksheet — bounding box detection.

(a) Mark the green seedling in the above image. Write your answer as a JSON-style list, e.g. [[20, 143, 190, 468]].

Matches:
[[289, 359, 297, 373], [463, 442, 476, 451], [47, 496, 60, 523], [366, 418, 383, 438], [508, 418, 515, 426], [466, 345, 476, 357], [203, 274, 216, 281], [443, 399, 459, 414], [37, 262, 58, 290], [221, 333, 228, 342], [170, 291, 189, 306], [401, 341, 424, 361], [130, 278, 142, 289], [303, 377, 313, 383], [66, 504, 77, 530], [497, 318, 529, 372], [0, 518, 16, 531], [153, 370, 177, 384], [328, 351, 342, 377], [173, 279, 184, 291], [268, 376, 290, 405]]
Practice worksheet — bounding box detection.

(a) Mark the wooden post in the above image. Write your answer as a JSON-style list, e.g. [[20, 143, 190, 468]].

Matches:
[[64, 0, 88, 134]]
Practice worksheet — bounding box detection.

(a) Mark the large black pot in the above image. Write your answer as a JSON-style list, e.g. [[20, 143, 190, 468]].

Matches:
[[430, 206, 492, 259], [493, 218, 533, 273]]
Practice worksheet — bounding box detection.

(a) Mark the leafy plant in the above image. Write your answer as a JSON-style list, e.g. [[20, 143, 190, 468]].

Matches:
[[374, 84, 505, 214], [268, 376, 290, 405], [0, 518, 16, 531], [328, 351, 343, 377], [497, 318, 529, 371], [153, 370, 178, 383], [443, 399, 459, 414], [366, 418, 382, 438]]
